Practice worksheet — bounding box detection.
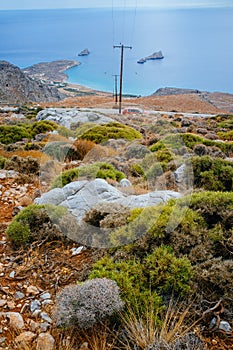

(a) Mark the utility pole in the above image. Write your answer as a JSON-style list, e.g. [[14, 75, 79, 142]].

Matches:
[[113, 44, 132, 114], [112, 74, 119, 104]]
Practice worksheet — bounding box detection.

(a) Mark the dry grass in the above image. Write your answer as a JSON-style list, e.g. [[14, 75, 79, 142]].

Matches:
[[120, 298, 202, 350]]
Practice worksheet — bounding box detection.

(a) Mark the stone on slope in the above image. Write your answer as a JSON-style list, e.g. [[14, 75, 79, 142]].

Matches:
[[36, 108, 114, 128], [35, 178, 181, 223]]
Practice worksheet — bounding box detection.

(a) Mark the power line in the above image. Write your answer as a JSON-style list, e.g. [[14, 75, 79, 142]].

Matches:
[[113, 44, 132, 114]]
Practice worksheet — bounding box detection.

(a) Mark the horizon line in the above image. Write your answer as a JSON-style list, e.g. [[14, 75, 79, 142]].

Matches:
[[1, 4, 233, 11]]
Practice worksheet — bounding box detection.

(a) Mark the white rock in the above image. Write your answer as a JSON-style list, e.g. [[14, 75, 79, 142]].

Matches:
[[71, 246, 84, 255], [219, 320, 232, 332]]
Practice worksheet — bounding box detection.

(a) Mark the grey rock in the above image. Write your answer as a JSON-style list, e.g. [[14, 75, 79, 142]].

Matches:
[[40, 312, 53, 323], [36, 332, 55, 350], [42, 299, 53, 306], [30, 300, 41, 313], [35, 178, 181, 224], [34, 188, 65, 205], [15, 292, 25, 300], [71, 246, 84, 256], [219, 320, 232, 332], [9, 271, 15, 278], [36, 108, 114, 129], [40, 322, 50, 332], [120, 178, 132, 187], [40, 292, 51, 300], [0, 338, 6, 345], [0, 300, 7, 307]]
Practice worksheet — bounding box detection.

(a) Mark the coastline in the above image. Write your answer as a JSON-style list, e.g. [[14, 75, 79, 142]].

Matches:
[[22, 59, 233, 113]]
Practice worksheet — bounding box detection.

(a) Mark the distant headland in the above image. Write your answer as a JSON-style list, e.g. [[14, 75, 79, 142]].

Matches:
[[23, 60, 80, 83]]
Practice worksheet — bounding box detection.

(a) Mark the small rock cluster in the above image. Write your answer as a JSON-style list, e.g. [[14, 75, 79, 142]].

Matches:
[[0, 284, 54, 349]]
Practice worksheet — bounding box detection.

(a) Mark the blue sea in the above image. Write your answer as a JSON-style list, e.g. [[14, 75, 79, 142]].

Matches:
[[0, 7, 233, 96]]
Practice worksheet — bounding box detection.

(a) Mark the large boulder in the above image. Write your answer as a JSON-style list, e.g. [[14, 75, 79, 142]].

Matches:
[[36, 108, 114, 129], [35, 178, 181, 223]]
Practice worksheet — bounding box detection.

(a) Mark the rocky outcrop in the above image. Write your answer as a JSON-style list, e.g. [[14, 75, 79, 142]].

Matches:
[[23, 60, 80, 83], [137, 50, 164, 63], [0, 61, 64, 103], [78, 48, 90, 56], [36, 108, 114, 128], [152, 87, 201, 96], [35, 178, 181, 223]]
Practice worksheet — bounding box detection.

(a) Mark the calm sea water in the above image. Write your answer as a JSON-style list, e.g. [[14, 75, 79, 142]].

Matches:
[[0, 7, 233, 96]]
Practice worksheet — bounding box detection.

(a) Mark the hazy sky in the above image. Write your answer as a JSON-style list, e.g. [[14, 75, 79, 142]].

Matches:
[[0, 0, 232, 10]]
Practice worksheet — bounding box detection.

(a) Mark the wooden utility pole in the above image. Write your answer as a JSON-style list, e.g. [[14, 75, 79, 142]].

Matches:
[[112, 74, 119, 104], [113, 44, 132, 114]]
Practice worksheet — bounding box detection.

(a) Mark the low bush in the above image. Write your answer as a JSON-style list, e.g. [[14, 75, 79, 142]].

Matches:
[[0, 121, 58, 145], [79, 122, 142, 144], [0, 125, 31, 144], [55, 278, 124, 329], [96, 163, 125, 181], [107, 191, 233, 308], [0, 156, 6, 169], [51, 162, 126, 188], [150, 133, 233, 156], [191, 155, 233, 191], [4, 155, 40, 175], [30, 120, 57, 137], [43, 141, 76, 162], [90, 246, 192, 311], [217, 130, 233, 141], [6, 204, 66, 246], [51, 168, 79, 188]]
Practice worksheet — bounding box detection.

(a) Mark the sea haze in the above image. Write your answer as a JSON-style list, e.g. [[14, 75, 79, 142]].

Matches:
[[0, 7, 233, 96]]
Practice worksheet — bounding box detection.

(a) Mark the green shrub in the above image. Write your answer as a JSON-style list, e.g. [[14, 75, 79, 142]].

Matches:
[[89, 256, 162, 313], [31, 120, 57, 137], [150, 141, 166, 152], [0, 156, 6, 169], [217, 130, 233, 141], [0, 125, 31, 144], [129, 163, 145, 177], [154, 149, 174, 163], [75, 122, 98, 136], [96, 163, 125, 181], [6, 204, 66, 246], [79, 122, 142, 144], [191, 155, 233, 191], [57, 125, 74, 138], [51, 162, 126, 188], [145, 246, 192, 295], [90, 246, 192, 312], [51, 168, 79, 188]]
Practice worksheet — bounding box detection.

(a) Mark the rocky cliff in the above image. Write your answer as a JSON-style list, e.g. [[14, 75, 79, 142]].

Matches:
[[0, 61, 64, 104]]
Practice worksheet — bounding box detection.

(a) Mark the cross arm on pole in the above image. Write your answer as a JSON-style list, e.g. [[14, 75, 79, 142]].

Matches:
[[113, 44, 132, 114]]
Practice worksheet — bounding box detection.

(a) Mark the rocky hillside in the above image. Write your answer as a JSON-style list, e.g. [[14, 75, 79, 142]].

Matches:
[[0, 61, 64, 104]]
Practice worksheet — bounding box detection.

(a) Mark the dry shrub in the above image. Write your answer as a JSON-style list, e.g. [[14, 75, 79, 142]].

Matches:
[[73, 139, 96, 160], [54, 278, 124, 329], [83, 144, 117, 162]]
